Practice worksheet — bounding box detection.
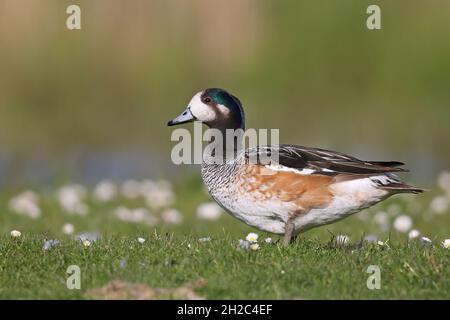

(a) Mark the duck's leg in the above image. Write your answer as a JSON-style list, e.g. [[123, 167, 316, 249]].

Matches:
[[283, 218, 295, 246]]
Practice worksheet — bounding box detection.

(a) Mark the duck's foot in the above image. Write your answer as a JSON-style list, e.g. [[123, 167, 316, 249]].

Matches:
[[283, 219, 295, 246]]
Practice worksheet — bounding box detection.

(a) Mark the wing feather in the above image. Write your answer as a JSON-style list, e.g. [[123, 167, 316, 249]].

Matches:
[[245, 145, 408, 176]]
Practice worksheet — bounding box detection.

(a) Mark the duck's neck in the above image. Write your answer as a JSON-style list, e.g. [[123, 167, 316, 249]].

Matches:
[[203, 124, 245, 164]]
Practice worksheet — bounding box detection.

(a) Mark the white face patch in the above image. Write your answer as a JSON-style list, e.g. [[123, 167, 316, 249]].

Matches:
[[188, 91, 231, 123], [188, 92, 216, 122]]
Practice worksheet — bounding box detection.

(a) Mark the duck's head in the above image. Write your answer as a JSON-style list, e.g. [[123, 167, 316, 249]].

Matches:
[[167, 88, 245, 130]]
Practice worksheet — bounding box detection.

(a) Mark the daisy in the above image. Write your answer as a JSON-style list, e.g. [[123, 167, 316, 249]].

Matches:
[[82, 239, 91, 247], [114, 207, 158, 226], [8, 191, 41, 219], [393, 215, 412, 233], [377, 240, 388, 247], [121, 180, 142, 199], [161, 208, 183, 225], [408, 229, 420, 240], [57, 184, 88, 215], [429, 196, 449, 214], [441, 239, 450, 249], [196, 202, 223, 220], [245, 233, 258, 243], [250, 243, 260, 251], [10, 230, 21, 237], [143, 180, 175, 209], [437, 171, 450, 194], [93, 180, 117, 202], [62, 223, 75, 235], [264, 237, 272, 244]]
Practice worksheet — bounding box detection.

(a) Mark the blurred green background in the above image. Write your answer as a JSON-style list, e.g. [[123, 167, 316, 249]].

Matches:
[[0, 0, 449, 186]]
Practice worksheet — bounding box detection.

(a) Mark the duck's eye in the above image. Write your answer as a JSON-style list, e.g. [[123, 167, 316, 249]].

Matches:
[[203, 97, 212, 104]]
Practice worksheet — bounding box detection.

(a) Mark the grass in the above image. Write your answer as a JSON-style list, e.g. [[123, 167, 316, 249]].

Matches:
[[0, 178, 449, 299], [1, 233, 449, 299]]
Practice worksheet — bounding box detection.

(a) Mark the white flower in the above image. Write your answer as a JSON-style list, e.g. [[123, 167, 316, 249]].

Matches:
[[137, 237, 146, 244], [120, 180, 141, 199], [114, 207, 158, 226], [142, 180, 175, 209], [57, 184, 88, 215], [93, 180, 117, 202], [437, 171, 450, 194], [441, 239, 450, 249], [8, 191, 41, 219], [408, 229, 420, 240], [62, 223, 75, 235], [250, 243, 260, 251], [198, 237, 211, 242], [115, 206, 131, 220], [138, 179, 158, 194], [245, 233, 258, 243], [10, 230, 21, 237], [73, 202, 89, 215], [196, 202, 223, 220], [429, 196, 449, 214], [161, 208, 183, 224], [145, 189, 175, 209], [335, 234, 349, 245], [393, 215, 413, 233], [82, 239, 91, 247], [264, 237, 272, 244]]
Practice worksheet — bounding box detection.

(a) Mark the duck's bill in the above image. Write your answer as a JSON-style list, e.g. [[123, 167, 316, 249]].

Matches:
[[167, 107, 196, 126]]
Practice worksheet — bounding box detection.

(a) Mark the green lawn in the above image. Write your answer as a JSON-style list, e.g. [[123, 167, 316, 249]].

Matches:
[[0, 177, 449, 299]]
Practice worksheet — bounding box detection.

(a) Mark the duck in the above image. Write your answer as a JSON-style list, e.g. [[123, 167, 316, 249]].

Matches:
[[167, 88, 424, 245]]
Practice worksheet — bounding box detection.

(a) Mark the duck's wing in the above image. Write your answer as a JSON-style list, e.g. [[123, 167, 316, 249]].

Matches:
[[245, 144, 408, 176]]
